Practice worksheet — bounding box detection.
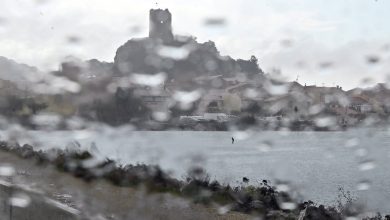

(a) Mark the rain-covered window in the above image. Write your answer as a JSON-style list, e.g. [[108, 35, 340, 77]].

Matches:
[[1, 1, 390, 219]]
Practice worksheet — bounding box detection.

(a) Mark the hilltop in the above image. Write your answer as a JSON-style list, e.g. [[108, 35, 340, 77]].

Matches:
[[1, 9, 390, 130]]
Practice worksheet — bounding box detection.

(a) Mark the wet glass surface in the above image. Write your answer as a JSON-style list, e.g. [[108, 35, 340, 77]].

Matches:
[[1, 0, 390, 219]]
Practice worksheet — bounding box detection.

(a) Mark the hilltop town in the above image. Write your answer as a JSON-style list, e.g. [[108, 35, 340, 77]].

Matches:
[[1, 9, 390, 131]]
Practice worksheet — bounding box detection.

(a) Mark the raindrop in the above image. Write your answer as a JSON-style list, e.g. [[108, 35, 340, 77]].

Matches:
[[204, 18, 226, 26], [129, 25, 142, 34], [257, 140, 272, 152], [205, 60, 218, 71], [0, 164, 15, 177], [318, 62, 333, 69], [9, 193, 31, 208], [152, 111, 170, 122], [358, 160, 376, 171], [345, 138, 359, 148], [90, 142, 100, 154], [157, 45, 192, 60], [131, 72, 167, 87], [65, 141, 81, 153], [232, 131, 251, 140], [244, 88, 258, 99], [117, 62, 133, 74], [278, 127, 290, 136], [276, 182, 290, 192], [236, 72, 247, 83], [211, 78, 223, 88], [67, 36, 82, 44], [264, 81, 288, 96], [355, 148, 368, 157], [357, 180, 371, 191], [217, 204, 231, 215], [280, 39, 293, 47], [309, 104, 324, 115], [37, 76, 81, 94], [315, 116, 336, 127], [360, 77, 374, 86], [280, 202, 297, 210], [31, 113, 62, 129], [296, 61, 306, 68], [366, 55, 380, 64], [173, 90, 202, 107], [66, 117, 85, 130]]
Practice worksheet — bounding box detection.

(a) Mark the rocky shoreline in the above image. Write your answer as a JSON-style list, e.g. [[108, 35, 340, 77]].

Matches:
[[0, 141, 389, 219]]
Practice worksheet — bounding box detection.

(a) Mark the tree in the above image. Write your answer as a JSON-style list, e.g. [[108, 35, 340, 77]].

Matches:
[[2, 96, 23, 116], [244, 101, 262, 116], [92, 87, 149, 126], [237, 55, 263, 75], [250, 55, 258, 64], [26, 98, 47, 114]]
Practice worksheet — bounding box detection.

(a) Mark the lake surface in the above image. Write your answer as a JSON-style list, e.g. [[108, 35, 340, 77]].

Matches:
[[2, 128, 390, 212]]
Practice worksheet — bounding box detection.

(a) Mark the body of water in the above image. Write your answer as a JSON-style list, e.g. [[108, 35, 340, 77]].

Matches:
[[2, 128, 390, 212]]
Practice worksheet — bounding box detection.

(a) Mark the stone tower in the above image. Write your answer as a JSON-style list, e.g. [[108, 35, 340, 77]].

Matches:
[[149, 9, 174, 43]]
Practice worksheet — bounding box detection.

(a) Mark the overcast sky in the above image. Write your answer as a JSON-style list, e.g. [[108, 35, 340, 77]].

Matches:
[[1, 0, 390, 89]]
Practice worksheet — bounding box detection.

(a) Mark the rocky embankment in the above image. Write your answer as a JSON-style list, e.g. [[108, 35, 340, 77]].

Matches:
[[0, 142, 388, 220]]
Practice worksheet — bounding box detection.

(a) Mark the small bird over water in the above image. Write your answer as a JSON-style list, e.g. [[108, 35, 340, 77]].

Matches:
[[232, 137, 234, 144]]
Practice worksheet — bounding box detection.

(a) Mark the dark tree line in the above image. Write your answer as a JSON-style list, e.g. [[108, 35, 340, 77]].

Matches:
[[0, 96, 47, 116], [88, 87, 149, 126]]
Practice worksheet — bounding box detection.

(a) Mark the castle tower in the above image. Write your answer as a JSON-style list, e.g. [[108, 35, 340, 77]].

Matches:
[[149, 9, 174, 43]]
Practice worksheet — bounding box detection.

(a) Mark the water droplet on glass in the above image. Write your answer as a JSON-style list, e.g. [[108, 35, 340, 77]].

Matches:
[[360, 77, 374, 87], [244, 88, 259, 99], [152, 111, 170, 122], [276, 182, 290, 192], [131, 72, 166, 87], [345, 138, 359, 148], [204, 18, 226, 26], [264, 81, 288, 96], [157, 45, 192, 60], [129, 25, 141, 34], [357, 180, 371, 191], [257, 140, 272, 152], [358, 160, 376, 171], [315, 116, 336, 127], [31, 113, 62, 129], [173, 90, 202, 109], [67, 36, 81, 44], [9, 193, 31, 208], [0, 164, 15, 176], [309, 104, 324, 115], [280, 202, 297, 210], [318, 61, 333, 69], [366, 55, 380, 64], [217, 204, 231, 215], [355, 148, 368, 157], [232, 131, 251, 140]]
